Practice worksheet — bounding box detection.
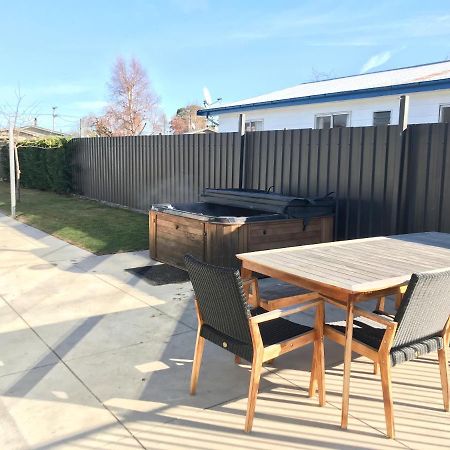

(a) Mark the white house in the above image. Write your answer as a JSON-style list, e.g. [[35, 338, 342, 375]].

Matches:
[[198, 61, 450, 132]]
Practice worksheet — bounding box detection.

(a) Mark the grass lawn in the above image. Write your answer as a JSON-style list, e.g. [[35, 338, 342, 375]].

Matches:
[[0, 182, 148, 255]]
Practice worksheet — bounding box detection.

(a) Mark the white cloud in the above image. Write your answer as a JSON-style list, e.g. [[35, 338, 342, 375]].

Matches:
[[360, 51, 392, 74]]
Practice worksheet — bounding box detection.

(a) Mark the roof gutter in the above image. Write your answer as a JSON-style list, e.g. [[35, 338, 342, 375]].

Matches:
[[197, 78, 450, 116]]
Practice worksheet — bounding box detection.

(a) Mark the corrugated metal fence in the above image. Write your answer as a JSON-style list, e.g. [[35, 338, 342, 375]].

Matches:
[[71, 123, 450, 240], [244, 126, 403, 240], [72, 133, 241, 210]]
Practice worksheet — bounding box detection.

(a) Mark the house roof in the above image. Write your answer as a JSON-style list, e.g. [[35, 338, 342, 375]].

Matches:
[[198, 61, 450, 116], [0, 125, 66, 142], [20, 125, 66, 137], [184, 127, 218, 134]]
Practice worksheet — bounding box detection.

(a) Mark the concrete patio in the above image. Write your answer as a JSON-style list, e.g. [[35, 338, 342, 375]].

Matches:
[[0, 211, 449, 450]]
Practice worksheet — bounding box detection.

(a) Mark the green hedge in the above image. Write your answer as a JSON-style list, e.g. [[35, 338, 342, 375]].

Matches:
[[0, 138, 73, 193]]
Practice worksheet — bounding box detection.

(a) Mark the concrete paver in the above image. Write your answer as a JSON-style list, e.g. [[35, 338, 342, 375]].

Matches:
[[1, 212, 449, 449], [0, 363, 141, 450]]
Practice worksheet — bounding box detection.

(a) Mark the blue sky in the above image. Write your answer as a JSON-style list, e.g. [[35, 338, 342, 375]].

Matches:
[[1, 0, 450, 132]]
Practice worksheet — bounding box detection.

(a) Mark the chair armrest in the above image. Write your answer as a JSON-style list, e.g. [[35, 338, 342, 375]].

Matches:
[[354, 307, 397, 328], [324, 297, 397, 328], [249, 299, 322, 324]]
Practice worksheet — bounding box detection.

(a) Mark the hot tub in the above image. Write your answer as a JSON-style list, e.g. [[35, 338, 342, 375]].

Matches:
[[149, 189, 334, 269]]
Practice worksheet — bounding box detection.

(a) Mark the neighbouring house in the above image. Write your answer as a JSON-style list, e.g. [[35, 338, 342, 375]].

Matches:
[[0, 121, 66, 144], [198, 61, 450, 132], [184, 127, 218, 135]]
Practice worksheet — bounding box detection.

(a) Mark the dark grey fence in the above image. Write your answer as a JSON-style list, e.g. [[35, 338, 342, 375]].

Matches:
[[244, 126, 403, 240], [71, 123, 450, 241], [72, 133, 241, 210], [401, 123, 450, 234]]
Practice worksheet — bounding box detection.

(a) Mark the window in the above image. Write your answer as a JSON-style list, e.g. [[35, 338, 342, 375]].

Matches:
[[315, 115, 331, 129], [440, 105, 450, 123], [315, 113, 349, 129], [373, 111, 391, 126], [245, 120, 263, 132], [332, 114, 349, 128]]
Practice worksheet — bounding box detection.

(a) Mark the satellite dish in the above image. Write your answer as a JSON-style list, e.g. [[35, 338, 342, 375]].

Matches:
[[203, 86, 212, 107]]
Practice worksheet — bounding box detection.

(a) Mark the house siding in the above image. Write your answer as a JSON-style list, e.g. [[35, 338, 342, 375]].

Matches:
[[218, 89, 450, 132]]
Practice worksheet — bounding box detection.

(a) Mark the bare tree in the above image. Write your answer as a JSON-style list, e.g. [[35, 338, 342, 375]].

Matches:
[[0, 88, 38, 135], [170, 104, 207, 134], [0, 89, 40, 200], [88, 57, 161, 136]]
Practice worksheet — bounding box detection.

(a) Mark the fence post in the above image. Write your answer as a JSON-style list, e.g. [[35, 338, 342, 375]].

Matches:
[[238, 113, 246, 190], [395, 95, 410, 233]]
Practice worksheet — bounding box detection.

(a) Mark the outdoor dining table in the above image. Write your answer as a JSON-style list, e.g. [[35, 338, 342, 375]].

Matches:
[[237, 231, 450, 430]]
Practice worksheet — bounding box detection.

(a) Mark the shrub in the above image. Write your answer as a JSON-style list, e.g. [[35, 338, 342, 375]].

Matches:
[[0, 137, 73, 193]]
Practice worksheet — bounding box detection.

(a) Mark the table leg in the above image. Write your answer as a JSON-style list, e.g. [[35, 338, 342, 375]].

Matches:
[[341, 299, 354, 429]]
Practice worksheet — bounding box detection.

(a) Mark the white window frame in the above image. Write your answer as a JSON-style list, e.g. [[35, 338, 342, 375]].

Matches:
[[314, 111, 351, 129], [439, 104, 450, 122], [245, 119, 264, 132], [373, 110, 392, 126]]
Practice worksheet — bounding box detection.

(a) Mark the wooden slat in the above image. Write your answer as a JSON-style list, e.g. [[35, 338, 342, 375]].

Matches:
[[155, 214, 207, 230], [249, 219, 322, 233]]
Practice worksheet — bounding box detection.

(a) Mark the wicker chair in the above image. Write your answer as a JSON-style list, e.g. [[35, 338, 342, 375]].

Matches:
[[321, 269, 450, 438], [184, 254, 326, 432]]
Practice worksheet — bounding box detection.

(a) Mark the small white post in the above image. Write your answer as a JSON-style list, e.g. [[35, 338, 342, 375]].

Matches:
[[238, 113, 246, 190], [398, 95, 409, 133], [9, 120, 16, 218]]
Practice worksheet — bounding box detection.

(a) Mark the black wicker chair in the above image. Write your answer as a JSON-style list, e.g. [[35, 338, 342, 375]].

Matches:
[[184, 254, 326, 432], [322, 269, 450, 438]]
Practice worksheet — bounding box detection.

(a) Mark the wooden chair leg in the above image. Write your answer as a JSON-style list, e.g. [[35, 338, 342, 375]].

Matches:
[[190, 332, 205, 395], [376, 296, 386, 312], [379, 359, 395, 439], [394, 292, 402, 310], [373, 362, 379, 375], [244, 351, 263, 432], [438, 346, 449, 411]]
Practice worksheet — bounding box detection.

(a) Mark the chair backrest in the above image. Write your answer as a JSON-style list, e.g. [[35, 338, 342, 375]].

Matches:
[[184, 255, 252, 344], [392, 269, 450, 349]]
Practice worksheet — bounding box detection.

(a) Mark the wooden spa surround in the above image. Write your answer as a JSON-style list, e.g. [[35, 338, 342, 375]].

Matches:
[[149, 210, 334, 269]]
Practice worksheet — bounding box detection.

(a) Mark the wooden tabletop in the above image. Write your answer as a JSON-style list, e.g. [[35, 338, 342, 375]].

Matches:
[[237, 232, 450, 297]]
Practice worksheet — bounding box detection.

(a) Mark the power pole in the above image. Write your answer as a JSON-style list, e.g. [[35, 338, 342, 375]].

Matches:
[[52, 106, 58, 131], [9, 120, 16, 218]]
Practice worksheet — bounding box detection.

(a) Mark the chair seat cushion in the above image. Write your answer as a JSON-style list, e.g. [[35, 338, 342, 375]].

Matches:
[[201, 307, 313, 362], [326, 313, 444, 366], [327, 315, 387, 350], [251, 307, 313, 347], [201, 324, 254, 362], [257, 278, 313, 301]]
